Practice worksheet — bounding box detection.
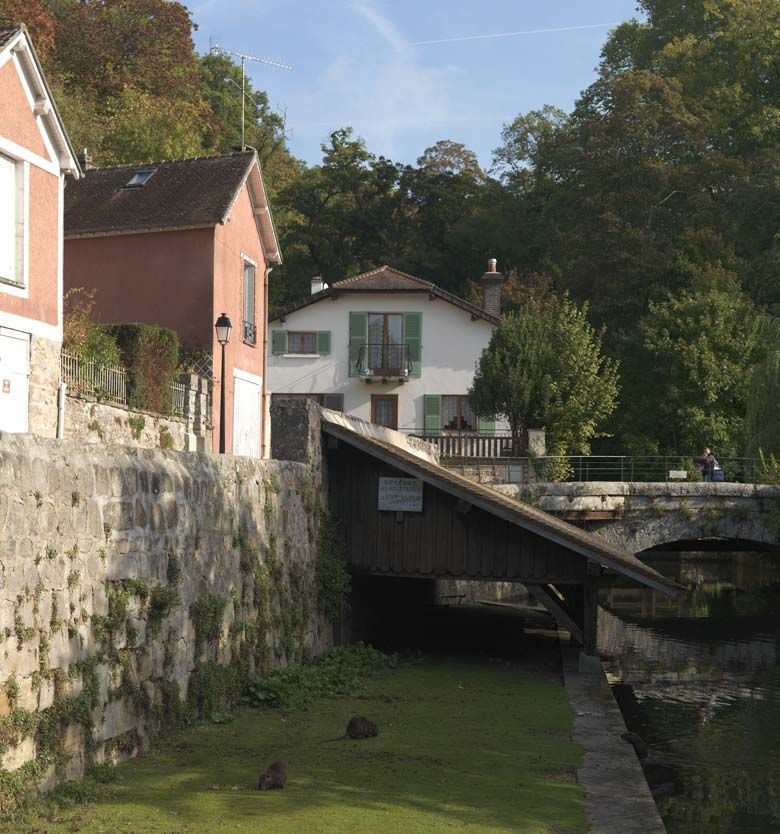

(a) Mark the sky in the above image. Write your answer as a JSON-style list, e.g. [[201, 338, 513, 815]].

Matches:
[[190, 0, 644, 169]]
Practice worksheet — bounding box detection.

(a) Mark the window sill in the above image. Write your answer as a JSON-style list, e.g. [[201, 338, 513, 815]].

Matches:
[[0, 277, 25, 290], [282, 353, 321, 358]]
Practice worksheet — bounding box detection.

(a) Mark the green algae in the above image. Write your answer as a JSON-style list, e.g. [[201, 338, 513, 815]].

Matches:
[[5, 658, 586, 834]]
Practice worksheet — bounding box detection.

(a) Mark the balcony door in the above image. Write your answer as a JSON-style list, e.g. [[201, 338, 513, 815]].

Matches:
[[367, 313, 403, 374], [371, 394, 398, 430]]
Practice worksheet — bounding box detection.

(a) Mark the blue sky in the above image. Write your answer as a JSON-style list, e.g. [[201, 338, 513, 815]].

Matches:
[[190, 1, 643, 168]]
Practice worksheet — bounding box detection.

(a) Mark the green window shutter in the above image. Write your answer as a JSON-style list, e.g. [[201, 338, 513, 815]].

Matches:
[[403, 312, 422, 378], [348, 313, 367, 377], [423, 394, 441, 433], [316, 331, 331, 355], [478, 416, 496, 435], [271, 330, 288, 355]]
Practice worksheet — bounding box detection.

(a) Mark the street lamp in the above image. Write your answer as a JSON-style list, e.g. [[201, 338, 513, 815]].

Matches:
[[215, 313, 232, 454]]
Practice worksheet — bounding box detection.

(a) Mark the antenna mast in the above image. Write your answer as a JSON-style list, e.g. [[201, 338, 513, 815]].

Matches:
[[210, 45, 293, 150]]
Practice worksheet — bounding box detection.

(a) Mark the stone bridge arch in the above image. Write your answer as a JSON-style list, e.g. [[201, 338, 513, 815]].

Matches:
[[494, 482, 780, 553]]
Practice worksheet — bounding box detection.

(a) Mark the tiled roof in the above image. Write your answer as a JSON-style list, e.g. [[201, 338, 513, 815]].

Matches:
[[321, 411, 683, 596], [270, 265, 499, 325], [64, 151, 258, 236], [0, 25, 21, 50]]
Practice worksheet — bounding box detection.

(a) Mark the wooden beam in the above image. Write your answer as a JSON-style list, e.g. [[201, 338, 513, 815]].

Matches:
[[527, 584, 584, 645], [583, 578, 599, 655]]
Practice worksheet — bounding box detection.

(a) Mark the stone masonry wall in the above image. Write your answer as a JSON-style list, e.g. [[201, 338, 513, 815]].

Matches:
[[27, 336, 60, 439], [64, 396, 205, 453], [0, 403, 331, 808]]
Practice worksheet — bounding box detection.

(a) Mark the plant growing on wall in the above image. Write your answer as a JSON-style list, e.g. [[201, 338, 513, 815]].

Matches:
[[63, 288, 121, 367], [110, 324, 180, 415]]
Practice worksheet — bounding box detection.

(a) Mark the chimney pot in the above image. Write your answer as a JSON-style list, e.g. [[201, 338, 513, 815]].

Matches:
[[77, 148, 97, 171], [480, 258, 505, 318], [311, 274, 328, 295]]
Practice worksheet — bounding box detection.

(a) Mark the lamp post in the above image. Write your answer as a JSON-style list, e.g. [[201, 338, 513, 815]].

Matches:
[[215, 313, 232, 454]]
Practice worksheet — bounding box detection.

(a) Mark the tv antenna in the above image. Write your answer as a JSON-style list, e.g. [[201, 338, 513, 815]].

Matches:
[[209, 43, 293, 149]]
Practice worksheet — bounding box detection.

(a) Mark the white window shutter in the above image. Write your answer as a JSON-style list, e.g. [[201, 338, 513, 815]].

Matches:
[[0, 155, 16, 282]]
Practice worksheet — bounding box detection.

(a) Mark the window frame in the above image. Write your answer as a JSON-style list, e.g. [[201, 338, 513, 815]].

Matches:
[[286, 331, 318, 356], [0, 153, 28, 292], [441, 395, 477, 432], [241, 255, 257, 346]]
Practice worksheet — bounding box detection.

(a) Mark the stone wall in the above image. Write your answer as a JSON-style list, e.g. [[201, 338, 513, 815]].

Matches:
[[64, 373, 211, 453], [27, 336, 61, 439], [0, 400, 332, 808]]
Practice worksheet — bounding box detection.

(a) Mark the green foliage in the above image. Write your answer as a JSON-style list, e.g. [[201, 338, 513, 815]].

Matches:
[[244, 645, 395, 710], [317, 513, 351, 623], [3, 677, 19, 709], [109, 324, 180, 415], [469, 297, 619, 455], [62, 288, 122, 368], [186, 663, 243, 722], [158, 426, 174, 450], [127, 415, 145, 440], [189, 593, 226, 654], [146, 586, 179, 638]]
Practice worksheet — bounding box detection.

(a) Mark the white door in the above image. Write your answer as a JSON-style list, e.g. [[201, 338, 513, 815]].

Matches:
[[233, 373, 261, 458], [0, 328, 30, 433]]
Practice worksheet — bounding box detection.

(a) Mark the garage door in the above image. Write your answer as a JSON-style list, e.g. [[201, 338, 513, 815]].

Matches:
[[0, 328, 30, 433], [233, 372, 261, 458]]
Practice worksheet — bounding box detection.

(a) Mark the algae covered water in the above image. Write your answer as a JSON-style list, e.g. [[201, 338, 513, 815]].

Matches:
[[600, 551, 780, 834]]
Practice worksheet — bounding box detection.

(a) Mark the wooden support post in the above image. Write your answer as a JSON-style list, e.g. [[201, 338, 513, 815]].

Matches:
[[583, 578, 599, 656], [527, 584, 584, 645]]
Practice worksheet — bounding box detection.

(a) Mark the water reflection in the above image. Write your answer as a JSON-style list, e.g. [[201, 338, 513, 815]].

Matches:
[[599, 551, 780, 834]]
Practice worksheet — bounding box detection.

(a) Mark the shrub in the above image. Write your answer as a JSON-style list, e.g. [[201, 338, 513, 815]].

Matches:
[[63, 288, 122, 367], [244, 645, 395, 710], [109, 323, 180, 414]]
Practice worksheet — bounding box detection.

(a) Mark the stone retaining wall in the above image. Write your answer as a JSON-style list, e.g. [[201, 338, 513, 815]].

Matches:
[[0, 400, 332, 807]]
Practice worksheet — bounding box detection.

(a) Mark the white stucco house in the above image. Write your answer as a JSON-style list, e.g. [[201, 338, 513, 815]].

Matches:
[[267, 261, 541, 457]]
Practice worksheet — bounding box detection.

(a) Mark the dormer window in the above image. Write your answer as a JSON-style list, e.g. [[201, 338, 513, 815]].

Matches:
[[124, 170, 156, 188]]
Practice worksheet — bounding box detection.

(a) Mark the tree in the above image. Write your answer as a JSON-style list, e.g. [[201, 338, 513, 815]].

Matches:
[[468, 296, 619, 455]]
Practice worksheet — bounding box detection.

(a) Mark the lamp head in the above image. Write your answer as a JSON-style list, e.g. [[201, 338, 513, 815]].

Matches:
[[215, 313, 232, 345]]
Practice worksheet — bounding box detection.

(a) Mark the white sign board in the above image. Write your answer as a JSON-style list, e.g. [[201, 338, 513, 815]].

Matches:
[[378, 477, 423, 512], [668, 470, 688, 480]]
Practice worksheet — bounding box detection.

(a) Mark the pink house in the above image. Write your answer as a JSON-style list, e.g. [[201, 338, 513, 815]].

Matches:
[[63, 151, 282, 458], [0, 25, 80, 436]]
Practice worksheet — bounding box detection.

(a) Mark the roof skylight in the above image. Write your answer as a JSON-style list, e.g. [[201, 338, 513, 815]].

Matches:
[[124, 170, 156, 188]]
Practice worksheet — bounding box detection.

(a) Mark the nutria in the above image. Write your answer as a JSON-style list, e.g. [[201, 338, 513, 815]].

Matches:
[[347, 715, 378, 739], [258, 760, 288, 790]]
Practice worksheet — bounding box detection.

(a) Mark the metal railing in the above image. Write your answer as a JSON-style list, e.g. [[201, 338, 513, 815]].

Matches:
[[443, 454, 767, 485], [61, 351, 193, 417], [243, 320, 257, 345], [355, 344, 412, 379], [413, 433, 515, 458]]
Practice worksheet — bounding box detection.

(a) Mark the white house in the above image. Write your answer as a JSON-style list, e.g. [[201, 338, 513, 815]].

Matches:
[[267, 261, 529, 455]]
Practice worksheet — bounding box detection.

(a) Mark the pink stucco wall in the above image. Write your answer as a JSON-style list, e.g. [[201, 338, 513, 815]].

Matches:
[[211, 182, 268, 454], [64, 178, 270, 455], [0, 59, 48, 159], [0, 60, 60, 327], [64, 229, 215, 349]]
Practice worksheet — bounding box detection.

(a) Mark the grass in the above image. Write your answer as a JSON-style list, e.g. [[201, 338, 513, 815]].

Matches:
[[5, 658, 586, 834]]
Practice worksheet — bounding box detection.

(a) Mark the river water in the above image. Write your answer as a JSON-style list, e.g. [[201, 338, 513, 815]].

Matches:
[[599, 551, 780, 834]]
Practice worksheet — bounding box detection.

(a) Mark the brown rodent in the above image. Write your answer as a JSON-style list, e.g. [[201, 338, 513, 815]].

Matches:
[[258, 760, 288, 790], [347, 715, 378, 739]]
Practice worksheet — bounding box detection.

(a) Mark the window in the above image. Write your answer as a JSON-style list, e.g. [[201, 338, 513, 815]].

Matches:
[[288, 332, 317, 354], [243, 260, 256, 345], [441, 395, 476, 431], [0, 154, 24, 286], [366, 313, 403, 372], [124, 170, 156, 188]]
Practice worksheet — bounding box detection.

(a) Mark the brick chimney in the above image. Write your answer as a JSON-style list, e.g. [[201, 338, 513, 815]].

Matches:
[[77, 148, 97, 172], [480, 258, 505, 317]]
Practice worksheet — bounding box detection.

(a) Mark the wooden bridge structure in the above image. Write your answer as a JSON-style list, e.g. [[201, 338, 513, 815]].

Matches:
[[321, 412, 681, 654]]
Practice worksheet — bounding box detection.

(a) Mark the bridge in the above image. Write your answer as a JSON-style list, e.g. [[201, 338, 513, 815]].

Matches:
[[494, 482, 780, 552]]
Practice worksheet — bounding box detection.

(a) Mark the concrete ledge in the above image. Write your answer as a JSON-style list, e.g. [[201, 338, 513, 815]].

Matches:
[[502, 481, 780, 498], [560, 641, 667, 834]]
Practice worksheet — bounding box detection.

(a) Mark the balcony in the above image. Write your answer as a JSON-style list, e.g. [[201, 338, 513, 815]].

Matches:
[[355, 343, 413, 382], [412, 432, 515, 458], [243, 320, 257, 346]]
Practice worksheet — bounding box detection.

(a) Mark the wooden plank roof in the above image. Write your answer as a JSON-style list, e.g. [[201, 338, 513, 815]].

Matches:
[[322, 417, 682, 596]]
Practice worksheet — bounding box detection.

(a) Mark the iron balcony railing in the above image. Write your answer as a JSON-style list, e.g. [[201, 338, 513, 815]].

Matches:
[[356, 343, 413, 379], [243, 320, 257, 345]]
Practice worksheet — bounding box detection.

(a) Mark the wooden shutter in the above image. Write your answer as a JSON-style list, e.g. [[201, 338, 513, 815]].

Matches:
[[348, 312, 367, 377], [423, 394, 441, 433], [271, 330, 288, 354], [316, 331, 331, 355], [322, 393, 344, 411], [243, 262, 256, 323], [403, 312, 422, 378], [478, 416, 496, 435], [0, 156, 17, 281]]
